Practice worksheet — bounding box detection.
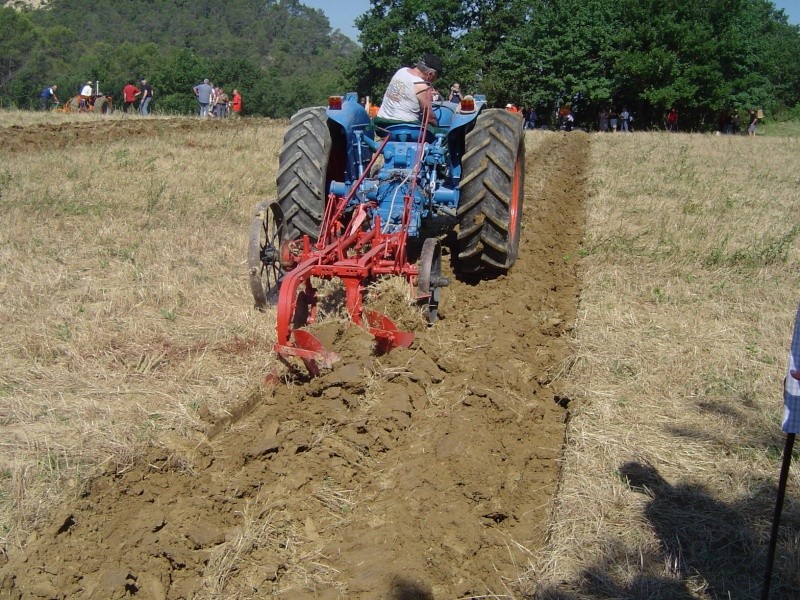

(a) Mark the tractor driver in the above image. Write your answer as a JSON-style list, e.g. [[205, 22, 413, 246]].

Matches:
[[79, 80, 93, 111], [377, 53, 443, 127]]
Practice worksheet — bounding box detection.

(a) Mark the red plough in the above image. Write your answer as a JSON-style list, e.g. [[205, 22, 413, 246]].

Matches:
[[264, 144, 427, 376]]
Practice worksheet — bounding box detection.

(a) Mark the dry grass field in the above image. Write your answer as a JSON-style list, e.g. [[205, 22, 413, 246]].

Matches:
[[529, 130, 800, 599], [0, 112, 280, 539], [0, 108, 798, 599]]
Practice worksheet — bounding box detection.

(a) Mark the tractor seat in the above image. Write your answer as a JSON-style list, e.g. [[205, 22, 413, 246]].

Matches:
[[372, 117, 446, 143]]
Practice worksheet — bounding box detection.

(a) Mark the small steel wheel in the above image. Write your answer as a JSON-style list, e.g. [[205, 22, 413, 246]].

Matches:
[[417, 238, 448, 324], [248, 200, 286, 310]]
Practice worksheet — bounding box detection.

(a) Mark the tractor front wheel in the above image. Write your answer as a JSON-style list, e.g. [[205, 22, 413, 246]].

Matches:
[[277, 107, 345, 242], [456, 109, 525, 274]]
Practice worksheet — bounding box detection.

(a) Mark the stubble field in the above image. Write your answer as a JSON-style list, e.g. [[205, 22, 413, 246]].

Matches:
[[0, 111, 798, 599]]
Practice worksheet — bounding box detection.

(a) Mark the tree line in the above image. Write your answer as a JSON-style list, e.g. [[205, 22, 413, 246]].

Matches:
[[2, 0, 799, 130], [0, 0, 358, 117], [351, 0, 800, 129]]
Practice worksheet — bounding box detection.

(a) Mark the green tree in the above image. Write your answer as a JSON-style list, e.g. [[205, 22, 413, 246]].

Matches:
[[0, 8, 38, 95], [152, 47, 210, 114], [351, 0, 467, 97]]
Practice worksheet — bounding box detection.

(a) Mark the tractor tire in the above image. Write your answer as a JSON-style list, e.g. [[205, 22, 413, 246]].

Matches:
[[276, 107, 346, 242], [456, 109, 525, 274], [94, 97, 110, 114]]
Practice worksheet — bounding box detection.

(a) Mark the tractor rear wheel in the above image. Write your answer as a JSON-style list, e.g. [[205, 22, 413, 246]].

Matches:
[[456, 109, 525, 274], [94, 97, 110, 114], [277, 107, 346, 242]]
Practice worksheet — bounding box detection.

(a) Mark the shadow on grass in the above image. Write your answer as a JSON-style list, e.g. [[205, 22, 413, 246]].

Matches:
[[534, 461, 800, 599]]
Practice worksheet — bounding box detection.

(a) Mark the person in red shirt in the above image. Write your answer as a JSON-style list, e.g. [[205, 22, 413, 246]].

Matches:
[[666, 107, 678, 132], [122, 81, 140, 114], [231, 89, 242, 116]]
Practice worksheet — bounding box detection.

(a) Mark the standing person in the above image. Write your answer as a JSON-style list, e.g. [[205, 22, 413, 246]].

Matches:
[[79, 80, 93, 111], [38, 84, 59, 110], [193, 78, 213, 118], [214, 87, 229, 117], [598, 108, 609, 132], [564, 107, 574, 132], [525, 107, 538, 130], [377, 53, 443, 126], [448, 82, 462, 103], [620, 107, 631, 133], [558, 104, 570, 129], [609, 107, 619, 132], [747, 108, 758, 136], [138, 79, 153, 116], [122, 80, 140, 114], [231, 89, 242, 116], [666, 107, 678, 132], [210, 84, 221, 117]]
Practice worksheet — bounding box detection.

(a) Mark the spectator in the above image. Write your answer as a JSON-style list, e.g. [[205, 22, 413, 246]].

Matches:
[[747, 108, 758, 136], [505, 103, 520, 113], [231, 89, 242, 116], [79, 80, 93, 111], [448, 82, 462, 103], [213, 87, 229, 117], [39, 84, 59, 111], [122, 81, 141, 114], [724, 110, 735, 134], [620, 107, 631, 133], [719, 110, 732, 134], [210, 85, 221, 117], [666, 107, 678, 132], [598, 108, 609, 132], [558, 104, 571, 128], [564, 107, 574, 132], [609, 108, 619, 132], [193, 78, 214, 117], [377, 53, 443, 126], [525, 107, 538, 130], [139, 79, 153, 116]]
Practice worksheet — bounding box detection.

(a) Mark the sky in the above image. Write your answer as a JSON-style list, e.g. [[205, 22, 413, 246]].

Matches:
[[303, 0, 371, 41], [305, 0, 799, 42]]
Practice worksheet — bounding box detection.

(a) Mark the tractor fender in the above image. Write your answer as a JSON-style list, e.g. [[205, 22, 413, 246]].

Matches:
[[448, 101, 486, 133], [325, 97, 373, 185], [326, 98, 371, 136]]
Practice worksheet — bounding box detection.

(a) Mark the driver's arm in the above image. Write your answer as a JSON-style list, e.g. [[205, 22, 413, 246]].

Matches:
[[414, 81, 438, 126]]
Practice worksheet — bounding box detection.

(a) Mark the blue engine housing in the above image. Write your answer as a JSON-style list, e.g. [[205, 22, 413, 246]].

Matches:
[[325, 92, 485, 238]]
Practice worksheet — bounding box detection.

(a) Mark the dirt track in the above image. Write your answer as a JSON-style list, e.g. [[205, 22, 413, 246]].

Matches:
[[0, 122, 589, 598]]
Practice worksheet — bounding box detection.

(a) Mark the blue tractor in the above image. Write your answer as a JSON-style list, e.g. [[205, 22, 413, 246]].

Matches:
[[248, 92, 525, 373]]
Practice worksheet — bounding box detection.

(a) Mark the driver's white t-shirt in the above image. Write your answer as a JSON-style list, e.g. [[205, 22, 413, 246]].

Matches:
[[377, 68, 427, 122], [81, 84, 92, 96]]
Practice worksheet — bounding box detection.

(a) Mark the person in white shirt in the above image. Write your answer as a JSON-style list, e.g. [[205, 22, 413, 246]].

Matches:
[[80, 80, 93, 110], [377, 53, 442, 126]]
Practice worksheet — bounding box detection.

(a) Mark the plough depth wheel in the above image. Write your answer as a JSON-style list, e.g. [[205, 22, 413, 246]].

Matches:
[[248, 200, 286, 310], [417, 238, 448, 324]]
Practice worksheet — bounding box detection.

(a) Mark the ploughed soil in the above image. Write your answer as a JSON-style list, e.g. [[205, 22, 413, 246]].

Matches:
[[0, 122, 589, 599], [0, 117, 251, 154]]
